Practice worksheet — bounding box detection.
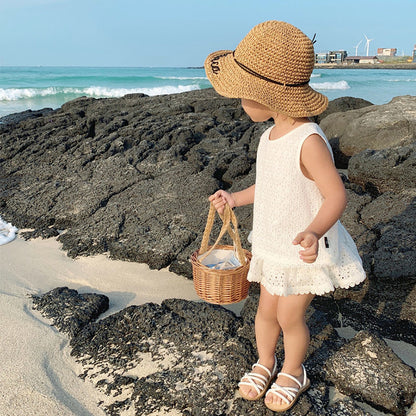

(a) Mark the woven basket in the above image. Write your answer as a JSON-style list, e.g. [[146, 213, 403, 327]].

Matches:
[[191, 203, 251, 305]]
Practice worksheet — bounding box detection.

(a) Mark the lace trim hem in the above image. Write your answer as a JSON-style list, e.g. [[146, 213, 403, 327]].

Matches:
[[247, 254, 367, 297]]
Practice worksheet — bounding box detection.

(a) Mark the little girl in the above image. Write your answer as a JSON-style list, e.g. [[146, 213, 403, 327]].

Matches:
[[205, 21, 366, 412]]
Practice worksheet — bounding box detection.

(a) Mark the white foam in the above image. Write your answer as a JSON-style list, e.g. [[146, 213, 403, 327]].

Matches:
[[311, 73, 322, 78], [387, 78, 416, 82], [0, 87, 70, 100], [83, 84, 199, 97], [0, 85, 200, 101], [0, 216, 18, 245], [157, 76, 207, 80], [0, 88, 47, 100], [310, 80, 350, 90]]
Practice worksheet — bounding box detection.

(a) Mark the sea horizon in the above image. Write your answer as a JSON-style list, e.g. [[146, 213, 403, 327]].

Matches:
[[0, 65, 204, 69], [1, 65, 416, 119]]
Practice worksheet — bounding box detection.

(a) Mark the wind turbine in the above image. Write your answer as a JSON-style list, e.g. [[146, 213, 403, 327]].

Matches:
[[354, 40, 362, 56], [364, 34, 373, 56]]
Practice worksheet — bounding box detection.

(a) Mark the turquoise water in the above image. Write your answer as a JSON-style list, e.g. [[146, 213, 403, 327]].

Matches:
[[312, 68, 416, 105], [0, 67, 211, 117], [0, 66, 415, 118]]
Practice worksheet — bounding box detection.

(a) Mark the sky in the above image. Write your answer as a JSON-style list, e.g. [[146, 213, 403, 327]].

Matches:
[[0, 0, 415, 67]]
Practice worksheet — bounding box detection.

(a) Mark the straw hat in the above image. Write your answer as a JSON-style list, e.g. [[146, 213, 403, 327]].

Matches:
[[204, 20, 328, 118]]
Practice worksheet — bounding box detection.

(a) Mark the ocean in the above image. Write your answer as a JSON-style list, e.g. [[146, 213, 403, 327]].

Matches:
[[0, 66, 415, 118]]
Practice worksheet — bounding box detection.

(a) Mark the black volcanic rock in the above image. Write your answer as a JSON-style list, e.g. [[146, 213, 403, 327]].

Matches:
[[1, 90, 415, 311], [325, 398, 373, 416], [2, 90, 414, 285], [28, 288, 357, 415], [0, 89, 259, 275], [320, 95, 416, 168], [314, 96, 373, 124], [31, 286, 416, 415], [3, 89, 416, 413], [347, 152, 416, 282], [32, 286, 109, 337], [348, 144, 416, 195], [0, 107, 54, 127], [69, 299, 255, 416], [325, 331, 416, 415]]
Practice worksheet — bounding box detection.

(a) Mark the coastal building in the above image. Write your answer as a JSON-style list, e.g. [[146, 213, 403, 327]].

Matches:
[[413, 45, 416, 62], [345, 56, 378, 64], [328, 50, 347, 63], [315, 50, 347, 64], [377, 48, 397, 56], [316, 52, 329, 64]]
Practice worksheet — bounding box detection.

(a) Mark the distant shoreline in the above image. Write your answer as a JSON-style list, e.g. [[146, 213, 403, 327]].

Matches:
[[191, 63, 416, 70], [315, 63, 416, 70]]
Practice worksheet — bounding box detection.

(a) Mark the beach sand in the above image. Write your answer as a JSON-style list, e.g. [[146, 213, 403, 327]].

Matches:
[[1, 236, 415, 416], [0, 235, 203, 416]]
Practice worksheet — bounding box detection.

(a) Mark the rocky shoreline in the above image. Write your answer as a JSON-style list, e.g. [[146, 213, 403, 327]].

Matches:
[[1, 89, 416, 415]]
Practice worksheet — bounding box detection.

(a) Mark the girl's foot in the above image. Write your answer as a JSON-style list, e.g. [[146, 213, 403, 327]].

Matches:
[[264, 364, 310, 412], [238, 356, 278, 401]]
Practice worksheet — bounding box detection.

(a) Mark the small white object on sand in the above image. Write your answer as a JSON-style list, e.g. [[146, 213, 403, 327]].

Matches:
[[0, 217, 18, 245]]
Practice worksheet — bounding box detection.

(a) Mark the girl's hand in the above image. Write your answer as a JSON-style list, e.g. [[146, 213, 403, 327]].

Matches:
[[208, 190, 236, 214], [292, 231, 319, 263]]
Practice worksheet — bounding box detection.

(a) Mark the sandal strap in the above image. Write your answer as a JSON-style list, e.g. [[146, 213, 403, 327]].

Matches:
[[268, 384, 299, 404], [247, 372, 269, 384], [238, 357, 278, 395], [238, 372, 269, 392], [277, 364, 307, 389], [252, 362, 272, 378], [276, 372, 302, 388]]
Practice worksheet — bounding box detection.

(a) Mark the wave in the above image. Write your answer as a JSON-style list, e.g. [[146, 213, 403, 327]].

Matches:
[[0, 87, 58, 101], [0, 85, 201, 101], [82, 85, 200, 97], [44, 75, 208, 83], [311, 73, 321, 78], [310, 80, 350, 90], [387, 78, 416, 82], [157, 76, 208, 80]]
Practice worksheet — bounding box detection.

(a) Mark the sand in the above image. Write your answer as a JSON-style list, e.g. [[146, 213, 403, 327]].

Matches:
[[0, 235, 202, 416], [1, 236, 415, 416]]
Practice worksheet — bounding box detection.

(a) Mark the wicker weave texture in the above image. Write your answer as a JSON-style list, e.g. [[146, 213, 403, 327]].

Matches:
[[191, 245, 251, 305], [204, 20, 328, 118], [191, 204, 251, 305]]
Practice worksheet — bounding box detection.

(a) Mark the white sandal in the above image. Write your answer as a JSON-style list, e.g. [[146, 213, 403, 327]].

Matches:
[[265, 364, 310, 412], [238, 356, 278, 401]]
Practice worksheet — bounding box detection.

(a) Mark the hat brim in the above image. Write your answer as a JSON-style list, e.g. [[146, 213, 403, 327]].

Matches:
[[204, 50, 328, 118]]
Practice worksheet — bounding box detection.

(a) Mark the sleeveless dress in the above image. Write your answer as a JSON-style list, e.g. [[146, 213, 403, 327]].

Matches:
[[247, 122, 366, 296]]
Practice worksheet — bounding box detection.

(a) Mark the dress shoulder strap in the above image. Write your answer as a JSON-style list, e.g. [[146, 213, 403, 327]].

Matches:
[[296, 122, 334, 160]]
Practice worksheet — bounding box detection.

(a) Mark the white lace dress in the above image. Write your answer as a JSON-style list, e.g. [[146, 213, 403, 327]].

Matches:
[[247, 123, 366, 296]]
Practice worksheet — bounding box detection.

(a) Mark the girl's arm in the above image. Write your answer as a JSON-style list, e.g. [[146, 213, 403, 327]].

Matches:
[[209, 185, 255, 214], [293, 134, 347, 263]]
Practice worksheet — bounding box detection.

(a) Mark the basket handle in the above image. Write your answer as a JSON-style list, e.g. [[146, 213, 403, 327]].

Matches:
[[199, 202, 246, 265]]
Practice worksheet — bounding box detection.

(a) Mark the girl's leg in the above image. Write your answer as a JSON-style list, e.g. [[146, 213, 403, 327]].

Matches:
[[239, 284, 281, 399], [265, 293, 315, 405]]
